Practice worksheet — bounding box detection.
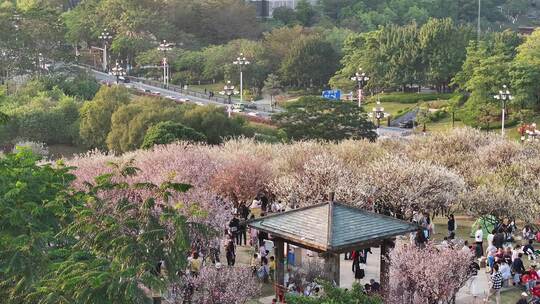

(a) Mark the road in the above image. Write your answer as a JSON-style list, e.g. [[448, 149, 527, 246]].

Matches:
[[85, 67, 411, 138], [390, 108, 418, 128], [86, 68, 273, 118]]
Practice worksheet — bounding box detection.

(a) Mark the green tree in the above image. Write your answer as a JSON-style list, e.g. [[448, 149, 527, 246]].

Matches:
[[181, 105, 250, 144], [0, 150, 78, 303], [273, 96, 377, 141], [295, 0, 317, 26], [107, 97, 185, 153], [272, 6, 298, 26], [279, 36, 339, 88], [79, 86, 131, 150], [419, 18, 473, 92], [511, 29, 540, 111], [29, 162, 193, 304], [141, 121, 206, 149]]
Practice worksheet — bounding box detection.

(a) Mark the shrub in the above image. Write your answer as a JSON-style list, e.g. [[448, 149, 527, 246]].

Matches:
[[141, 121, 206, 149], [369, 93, 455, 104]]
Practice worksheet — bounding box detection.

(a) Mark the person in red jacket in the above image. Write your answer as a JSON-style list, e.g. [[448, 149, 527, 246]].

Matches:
[[528, 265, 539, 292]]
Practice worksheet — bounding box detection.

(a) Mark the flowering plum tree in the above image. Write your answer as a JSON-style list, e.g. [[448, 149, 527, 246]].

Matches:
[[388, 243, 472, 304]]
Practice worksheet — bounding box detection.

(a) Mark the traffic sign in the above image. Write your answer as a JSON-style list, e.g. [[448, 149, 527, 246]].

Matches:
[[322, 90, 341, 100]]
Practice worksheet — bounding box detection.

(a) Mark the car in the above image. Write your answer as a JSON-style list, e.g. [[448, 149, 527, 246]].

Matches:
[[233, 103, 245, 112], [195, 102, 204, 106], [247, 112, 259, 117], [179, 98, 190, 103], [398, 120, 415, 129], [245, 103, 257, 110]]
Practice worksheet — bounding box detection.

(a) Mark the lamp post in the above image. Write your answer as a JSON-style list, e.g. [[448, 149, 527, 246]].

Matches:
[[111, 60, 126, 84], [220, 80, 239, 105], [98, 29, 112, 72], [158, 40, 173, 88], [233, 53, 250, 103], [351, 68, 369, 107], [493, 85, 513, 136]]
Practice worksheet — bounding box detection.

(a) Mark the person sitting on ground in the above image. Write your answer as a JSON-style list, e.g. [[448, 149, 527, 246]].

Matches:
[[462, 240, 471, 252], [370, 279, 380, 293], [524, 239, 537, 260], [441, 237, 450, 248], [528, 265, 539, 291]]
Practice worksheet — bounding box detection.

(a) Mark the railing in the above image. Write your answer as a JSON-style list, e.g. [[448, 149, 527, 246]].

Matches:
[[74, 63, 236, 105]]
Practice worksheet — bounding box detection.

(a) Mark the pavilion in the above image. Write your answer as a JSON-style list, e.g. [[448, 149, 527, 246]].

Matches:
[[248, 201, 419, 293]]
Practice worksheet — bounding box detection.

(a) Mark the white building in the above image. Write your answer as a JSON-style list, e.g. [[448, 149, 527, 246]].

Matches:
[[248, 0, 318, 18]]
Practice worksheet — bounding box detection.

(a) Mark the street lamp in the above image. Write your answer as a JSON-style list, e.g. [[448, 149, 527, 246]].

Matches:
[[493, 84, 513, 136], [220, 80, 239, 105], [157, 40, 173, 88], [351, 68, 369, 107], [233, 53, 250, 103], [111, 60, 126, 84], [98, 29, 113, 72]]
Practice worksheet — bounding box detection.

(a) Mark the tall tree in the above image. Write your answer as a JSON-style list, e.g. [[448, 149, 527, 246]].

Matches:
[[419, 18, 473, 91], [272, 96, 377, 141], [279, 35, 339, 88]]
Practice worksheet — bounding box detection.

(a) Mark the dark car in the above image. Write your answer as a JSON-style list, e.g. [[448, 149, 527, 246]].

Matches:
[[398, 120, 415, 129]]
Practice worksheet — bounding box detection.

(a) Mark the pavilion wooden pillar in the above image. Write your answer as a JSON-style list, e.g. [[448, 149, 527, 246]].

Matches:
[[322, 253, 340, 286], [275, 238, 285, 286], [380, 237, 395, 295]]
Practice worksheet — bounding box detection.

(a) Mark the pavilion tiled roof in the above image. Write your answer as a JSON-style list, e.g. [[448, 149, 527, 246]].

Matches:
[[248, 202, 419, 253]]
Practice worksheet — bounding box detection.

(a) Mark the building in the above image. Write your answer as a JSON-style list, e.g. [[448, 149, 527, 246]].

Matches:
[[248, 0, 317, 18]]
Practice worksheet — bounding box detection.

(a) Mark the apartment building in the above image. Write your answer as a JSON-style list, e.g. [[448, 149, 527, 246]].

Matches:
[[248, 0, 317, 18]]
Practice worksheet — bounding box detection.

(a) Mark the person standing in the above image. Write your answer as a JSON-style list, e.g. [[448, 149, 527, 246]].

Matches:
[[228, 215, 240, 245], [485, 263, 503, 304], [225, 239, 236, 266], [475, 227, 484, 258], [512, 253, 526, 285], [448, 214, 456, 239]]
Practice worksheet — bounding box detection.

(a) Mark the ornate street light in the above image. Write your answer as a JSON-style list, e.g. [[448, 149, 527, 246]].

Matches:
[[98, 29, 113, 72], [351, 68, 369, 107], [233, 53, 250, 103], [158, 40, 174, 88], [220, 80, 239, 105], [493, 84, 513, 136], [111, 60, 126, 84]]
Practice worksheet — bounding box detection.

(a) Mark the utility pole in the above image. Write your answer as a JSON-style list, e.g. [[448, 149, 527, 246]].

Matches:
[[477, 0, 481, 40]]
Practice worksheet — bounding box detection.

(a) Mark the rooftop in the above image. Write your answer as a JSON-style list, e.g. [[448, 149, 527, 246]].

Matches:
[[248, 202, 419, 253]]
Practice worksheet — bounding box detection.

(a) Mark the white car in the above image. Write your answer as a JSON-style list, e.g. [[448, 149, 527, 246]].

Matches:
[[247, 112, 259, 117], [195, 102, 204, 106]]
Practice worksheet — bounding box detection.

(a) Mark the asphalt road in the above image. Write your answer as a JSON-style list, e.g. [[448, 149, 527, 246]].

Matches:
[[88, 68, 273, 118], [86, 68, 410, 137]]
